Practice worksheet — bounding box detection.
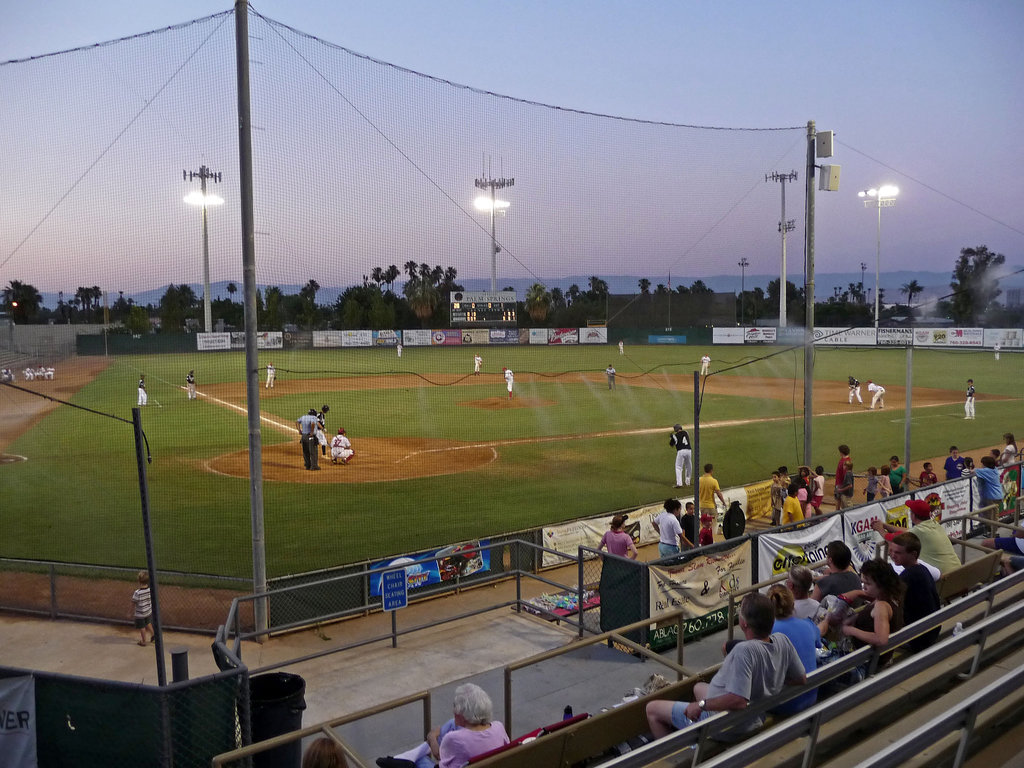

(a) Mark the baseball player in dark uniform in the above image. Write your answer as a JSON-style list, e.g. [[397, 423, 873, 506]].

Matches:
[[670, 424, 692, 488], [316, 404, 330, 456], [848, 376, 862, 404], [964, 379, 976, 419], [186, 370, 196, 400]]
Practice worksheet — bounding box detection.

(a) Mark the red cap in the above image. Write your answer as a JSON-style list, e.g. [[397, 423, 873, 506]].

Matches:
[[906, 499, 931, 519], [700, 513, 713, 523]]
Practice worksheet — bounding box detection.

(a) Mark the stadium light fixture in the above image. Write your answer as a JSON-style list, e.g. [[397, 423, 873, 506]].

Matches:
[[475, 169, 515, 291], [859, 185, 898, 328], [473, 197, 510, 212], [183, 165, 223, 333], [766, 171, 798, 327]]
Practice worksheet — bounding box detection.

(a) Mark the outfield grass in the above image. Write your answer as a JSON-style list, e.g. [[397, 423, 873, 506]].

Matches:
[[3, 344, 1019, 578]]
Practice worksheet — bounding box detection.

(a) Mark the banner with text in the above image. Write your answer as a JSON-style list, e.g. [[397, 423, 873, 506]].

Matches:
[[579, 327, 608, 344], [983, 328, 1022, 348], [877, 327, 913, 346], [757, 515, 842, 582], [548, 328, 579, 344], [460, 329, 491, 345], [529, 328, 548, 345], [744, 327, 777, 343], [813, 327, 877, 346], [713, 327, 745, 345], [196, 332, 230, 351], [373, 330, 401, 346], [369, 540, 491, 596], [431, 329, 462, 346], [843, 497, 910, 569], [404, 329, 432, 346], [0, 675, 36, 768]]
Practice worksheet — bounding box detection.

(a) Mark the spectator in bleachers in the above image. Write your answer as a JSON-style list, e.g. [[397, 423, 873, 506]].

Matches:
[[645, 593, 806, 740], [303, 737, 350, 768], [872, 499, 961, 575], [767, 585, 820, 715], [811, 542, 861, 602], [999, 433, 1018, 467], [888, 532, 941, 653], [376, 683, 508, 768], [787, 566, 819, 619], [823, 559, 905, 652], [917, 462, 938, 488]]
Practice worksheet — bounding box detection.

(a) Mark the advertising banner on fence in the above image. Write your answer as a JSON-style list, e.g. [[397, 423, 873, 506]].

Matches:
[[342, 330, 373, 347], [918, 476, 972, 535], [983, 328, 1022, 348], [744, 327, 777, 343], [947, 328, 984, 347], [431, 329, 462, 346], [813, 327, 876, 346], [313, 330, 343, 348], [529, 328, 548, 345], [744, 479, 773, 522], [0, 675, 36, 768], [548, 328, 579, 344], [541, 501, 663, 567], [258, 331, 284, 349], [579, 327, 608, 344], [757, 515, 842, 582], [404, 329, 432, 346], [649, 334, 687, 344], [913, 328, 948, 346], [489, 328, 520, 345], [877, 328, 913, 346], [648, 540, 751, 646], [843, 497, 910, 569], [196, 332, 230, 351], [713, 327, 744, 345], [369, 540, 491, 596], [460, 329, 491, 345], [373, 330, 401, 346]]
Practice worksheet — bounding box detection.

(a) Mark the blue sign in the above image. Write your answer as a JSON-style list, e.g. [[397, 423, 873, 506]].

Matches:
[[648, 335, 687, 345], [369, 540, 491, 597], [381, 568, 408, 611]]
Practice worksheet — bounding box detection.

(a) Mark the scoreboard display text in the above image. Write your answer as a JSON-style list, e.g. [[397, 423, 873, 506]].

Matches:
[[450, 291, 517, 327]]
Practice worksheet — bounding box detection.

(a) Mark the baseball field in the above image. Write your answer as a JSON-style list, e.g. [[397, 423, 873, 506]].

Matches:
[[1, 343, 1019, 579]]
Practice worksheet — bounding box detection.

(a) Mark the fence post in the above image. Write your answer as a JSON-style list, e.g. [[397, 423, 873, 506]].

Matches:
[[577, 547, 585, 639], [49, 563, 57, 619]]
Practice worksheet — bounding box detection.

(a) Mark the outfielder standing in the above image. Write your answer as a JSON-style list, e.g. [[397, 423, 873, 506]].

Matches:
[[186, 370, 197, 400], [137, 375, 148, 406], [867, 380, 886, 410], [700, 354, 711, 376], [503, 367, 514, 399], [670, 424, 692, 488], [964, 379, 976, 419], [474, 354, 482, 375], [396, 343, 403, 358], [618, 340, 624, 356], [265, 363, 276, 389], [847, 375, 862, 404]]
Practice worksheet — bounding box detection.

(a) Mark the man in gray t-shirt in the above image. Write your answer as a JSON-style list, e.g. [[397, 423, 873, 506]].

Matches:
[[647, 593, 806, 739]]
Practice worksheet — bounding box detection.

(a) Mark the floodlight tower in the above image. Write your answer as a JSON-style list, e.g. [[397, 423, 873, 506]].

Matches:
[[858, 185, 899, 328], [738, 257, 749, 326], [766, 171, 798, 327], [474, 168, 514, 292], [860, 262, 867, 303], [183, 165, 223, 332]]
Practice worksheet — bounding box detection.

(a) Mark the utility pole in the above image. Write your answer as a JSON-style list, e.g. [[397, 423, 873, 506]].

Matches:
[[474, 164, 514, 292], [766, 171, 798, 327]]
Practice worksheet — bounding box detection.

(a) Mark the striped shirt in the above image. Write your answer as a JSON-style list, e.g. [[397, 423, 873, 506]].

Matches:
[[132, 586, 152, 618]]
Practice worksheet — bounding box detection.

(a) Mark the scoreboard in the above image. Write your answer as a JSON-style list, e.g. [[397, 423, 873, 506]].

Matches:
[[450, 291, 517, 327]]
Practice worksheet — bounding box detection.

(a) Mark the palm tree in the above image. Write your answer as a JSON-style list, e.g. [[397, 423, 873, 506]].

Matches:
[[404, 277, 439, 327], [901, 279, 923, 307], [371, 267, 384, 288], [226, 282, 238, 301], [4, 280, 43, 323], [525, 283, 552, 324], [384, 265, 401, 293], [638, 278, 651, 295]]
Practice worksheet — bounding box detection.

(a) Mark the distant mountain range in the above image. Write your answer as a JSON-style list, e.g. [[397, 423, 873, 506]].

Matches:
[[37, 268, 1024, 310]]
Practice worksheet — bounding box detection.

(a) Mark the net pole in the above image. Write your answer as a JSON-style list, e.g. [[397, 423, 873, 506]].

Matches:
[[904, 344, 913, 469], [235, 0, 268, 633], [802, 120, 816, 465]]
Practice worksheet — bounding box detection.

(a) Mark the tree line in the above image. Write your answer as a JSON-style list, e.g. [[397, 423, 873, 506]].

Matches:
[[2, 246, 1019, 331]]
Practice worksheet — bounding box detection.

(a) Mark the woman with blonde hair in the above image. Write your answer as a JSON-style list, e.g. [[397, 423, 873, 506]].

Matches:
[[767, 585, 820, 715]]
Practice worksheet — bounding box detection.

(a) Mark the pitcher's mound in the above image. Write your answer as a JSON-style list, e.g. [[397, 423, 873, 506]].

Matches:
[[463, 397, 555, 410], [205, 437, 498, 483]]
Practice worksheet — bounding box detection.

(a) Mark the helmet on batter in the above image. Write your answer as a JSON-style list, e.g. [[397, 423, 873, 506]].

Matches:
[[308, 408, 317, 415], [337, 428, 345, 435]]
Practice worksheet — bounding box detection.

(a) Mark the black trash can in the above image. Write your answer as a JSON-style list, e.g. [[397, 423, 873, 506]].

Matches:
[[250, 672, 306, 768]]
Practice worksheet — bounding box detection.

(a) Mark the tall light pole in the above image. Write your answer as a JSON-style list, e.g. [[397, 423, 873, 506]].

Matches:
[[474, 171, 514, 292], [858, 185, 899, 328], [183, 165, 223, 332], [860, 261, 867, 303], [738, 257, 749, 326], [766, 171, 798, 327]]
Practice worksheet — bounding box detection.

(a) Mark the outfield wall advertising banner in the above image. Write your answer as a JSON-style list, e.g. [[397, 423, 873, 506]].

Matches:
[[460, 329, 490, 345], [528, 329, 548, 345], [813, 327, 876, 346], [373, 330, 401, 346], [913, 328, 949, 346], [649, 539, 751, 623], [649, 334, 687, 344], [713, 328, 744, 344], [744, 327, 776, 343], [877, 328, 913, 346], [341, 330, 373, 347], [579, 327, 608, 344], [197, 332, 230, 351], [431, 329, 462, 345], [983, 328, 1022, 348], [489, 328, 520, 344], [548, 328, 579, 344], [369, 540, 491, 597], [403, 329, 432, 346], [947, 328, 984, 346], [757, 515, 842, 582], [312, 330, 342, 348]]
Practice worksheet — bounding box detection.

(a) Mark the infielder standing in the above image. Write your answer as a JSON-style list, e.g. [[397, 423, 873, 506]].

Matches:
[[867, 380, 886, 410], [848, 375, 862, 404], [964, 379, 976, 419], [605, 364, 616, 390], [186, 370, 197, 400], [265, 363, 276, 388], [137, 375, 148, 406], [474, 354, 483, 375], [670, 424, 692, 488], [700, 354, 711, 376], [503, 367, 514, 399]]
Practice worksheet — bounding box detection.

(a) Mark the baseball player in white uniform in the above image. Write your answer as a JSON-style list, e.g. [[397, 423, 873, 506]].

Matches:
[[867, 380, 885, 409], [848, 376, 862, 404], [618, 340, 624, 355], [503, 367, 514, 399], [265, 363, 276, 388], [137, 375, 148, 406], [964, 379, 976, 419], [994, 343, 1001, 361], [397, 343, 403, 358], [186, 370, 197, 400], [330, 428, 354, 464], [474, 354, 482, 375], [700, 354, 711, 376]]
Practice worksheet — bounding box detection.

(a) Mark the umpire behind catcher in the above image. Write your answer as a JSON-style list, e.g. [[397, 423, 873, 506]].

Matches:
[[296, 408, 321, 471]]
